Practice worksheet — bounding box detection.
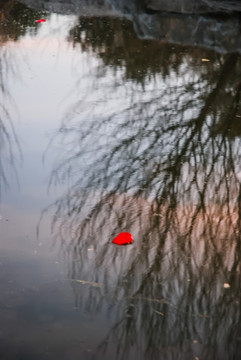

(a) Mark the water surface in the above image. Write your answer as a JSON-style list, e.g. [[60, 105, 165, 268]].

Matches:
[[1, 2, 241, 359]]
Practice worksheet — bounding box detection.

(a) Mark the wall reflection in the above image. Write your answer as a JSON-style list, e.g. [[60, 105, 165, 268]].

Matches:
[[45, 16, 241, 360]]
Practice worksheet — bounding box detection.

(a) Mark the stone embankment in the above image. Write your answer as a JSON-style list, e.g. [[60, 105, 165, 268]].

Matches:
[[18, 0, 241, 53]]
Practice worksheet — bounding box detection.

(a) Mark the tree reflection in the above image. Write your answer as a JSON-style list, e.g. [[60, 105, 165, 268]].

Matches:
[[0, 1, 46, 194], [46, 17, 241, 360], [0, 0, 46, 40], [68, 16, 222, 83], [0, 0, 19, 193]]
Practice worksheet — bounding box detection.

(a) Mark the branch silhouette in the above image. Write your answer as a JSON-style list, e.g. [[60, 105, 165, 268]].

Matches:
[[43, 17, 241, 360], [0, 1, 47, 195]]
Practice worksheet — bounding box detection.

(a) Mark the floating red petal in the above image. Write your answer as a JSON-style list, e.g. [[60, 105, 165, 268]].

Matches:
[[112, 232, 133, 245]]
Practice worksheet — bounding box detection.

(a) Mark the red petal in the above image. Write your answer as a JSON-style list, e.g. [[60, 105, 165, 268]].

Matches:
[[112, 232, 133, 245]]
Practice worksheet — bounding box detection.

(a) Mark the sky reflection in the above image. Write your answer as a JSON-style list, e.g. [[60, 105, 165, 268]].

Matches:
[[45, 14, 241, 360], [1, 3, 241, 360]]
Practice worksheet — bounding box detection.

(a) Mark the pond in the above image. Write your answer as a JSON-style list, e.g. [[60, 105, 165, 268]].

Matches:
[[1, 1, 241, 359]]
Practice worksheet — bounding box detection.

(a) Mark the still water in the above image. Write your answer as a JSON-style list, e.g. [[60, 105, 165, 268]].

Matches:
[[1, 1, 241, 359]]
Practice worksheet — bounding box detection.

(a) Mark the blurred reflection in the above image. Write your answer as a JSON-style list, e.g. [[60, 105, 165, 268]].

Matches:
[[46, 17, 241, 360], [0, 1, 46, 40], [0, 1, 46, 193], [68, 16, 205, 82], [0, 0, 19, 193]]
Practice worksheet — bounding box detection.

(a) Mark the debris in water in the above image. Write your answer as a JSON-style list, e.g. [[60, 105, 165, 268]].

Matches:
[[201, 58, 210, 62], [223, 282, 230, 288], [154, 309, 164, 316], [112, 232, 133, 245], [35, 19, 46, 23], [71, 279, 99, 287]]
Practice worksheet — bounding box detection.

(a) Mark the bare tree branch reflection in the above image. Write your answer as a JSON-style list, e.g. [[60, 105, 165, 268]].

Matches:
[[0, 0, 20, 194], [0, 1, 46, 194], [45, 17, 241, 360]]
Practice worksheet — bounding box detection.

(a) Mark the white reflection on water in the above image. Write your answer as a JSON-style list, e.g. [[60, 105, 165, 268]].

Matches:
[[0, 12, 116, 360]]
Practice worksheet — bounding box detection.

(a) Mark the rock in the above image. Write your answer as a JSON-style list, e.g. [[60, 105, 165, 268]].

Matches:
[[145, 0, 213, 14], [17, 0, 241, 53], [135, 12, 241, 54], [18, 0, 118, 16], [144, 0, 241, 14]]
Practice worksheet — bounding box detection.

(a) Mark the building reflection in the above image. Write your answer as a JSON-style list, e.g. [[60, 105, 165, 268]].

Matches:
[[44, 15, 241, 360]]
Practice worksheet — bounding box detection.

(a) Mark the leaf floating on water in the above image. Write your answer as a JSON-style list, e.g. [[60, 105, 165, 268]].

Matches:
[[112, 232, 133, 245], [202, 58, 210, 62], [223, 282, 231, 288], [35, 19, 46, 23]]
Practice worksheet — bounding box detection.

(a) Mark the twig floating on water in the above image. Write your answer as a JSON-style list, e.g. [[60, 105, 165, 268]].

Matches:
[[154, 309, 164, 316], [70, 279, 100, 287]]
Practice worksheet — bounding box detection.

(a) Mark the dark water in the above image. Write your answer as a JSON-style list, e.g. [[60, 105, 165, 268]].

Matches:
[[1, 1, 241, 359]]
